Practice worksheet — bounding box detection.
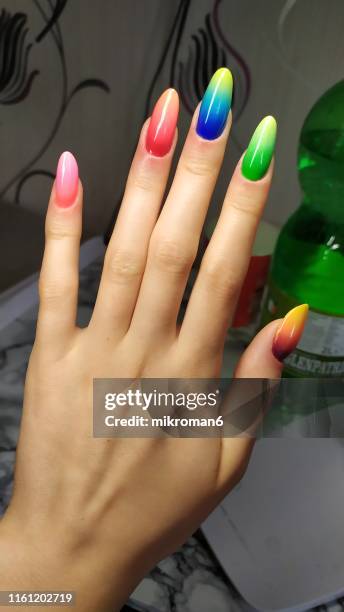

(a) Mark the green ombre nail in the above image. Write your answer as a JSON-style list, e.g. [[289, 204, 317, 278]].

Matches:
[[242, 116, 277, 181]]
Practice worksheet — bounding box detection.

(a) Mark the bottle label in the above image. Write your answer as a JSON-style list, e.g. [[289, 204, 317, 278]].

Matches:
[[261, 281, 344, 377]]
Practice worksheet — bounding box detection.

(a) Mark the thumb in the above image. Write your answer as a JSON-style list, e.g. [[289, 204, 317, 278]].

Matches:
[[234, 304, 309, 378], [217, 305, 309, 491]]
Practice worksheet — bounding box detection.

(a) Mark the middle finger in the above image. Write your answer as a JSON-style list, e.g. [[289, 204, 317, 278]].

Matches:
[[131, 68, 233, 340]]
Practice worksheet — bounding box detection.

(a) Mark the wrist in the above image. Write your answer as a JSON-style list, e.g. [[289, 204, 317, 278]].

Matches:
[[0, 512, 146, 612]]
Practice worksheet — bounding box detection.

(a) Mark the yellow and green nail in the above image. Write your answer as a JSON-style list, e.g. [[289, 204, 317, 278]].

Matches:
[[242, 116, 277, 181]]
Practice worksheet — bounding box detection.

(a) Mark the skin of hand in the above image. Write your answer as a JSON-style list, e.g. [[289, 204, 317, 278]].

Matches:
[[0, 84, 287, 611]]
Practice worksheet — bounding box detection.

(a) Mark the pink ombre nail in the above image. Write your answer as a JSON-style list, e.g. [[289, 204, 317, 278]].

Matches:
[[55, 151, 79, 207]]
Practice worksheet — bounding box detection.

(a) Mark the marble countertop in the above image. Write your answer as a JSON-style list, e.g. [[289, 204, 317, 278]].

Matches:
[[0, 241, 343, 612]]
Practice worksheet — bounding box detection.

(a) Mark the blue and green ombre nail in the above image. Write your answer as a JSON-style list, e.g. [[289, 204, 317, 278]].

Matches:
[[196, 68, 233, 140]]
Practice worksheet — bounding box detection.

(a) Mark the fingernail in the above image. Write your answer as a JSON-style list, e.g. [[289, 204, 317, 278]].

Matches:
[[272, 304, 309, 362], [146, 88, 179, 157], [55, 151, 79, 207], [242, 116, 277, 181], [196, 67, 233, 140]]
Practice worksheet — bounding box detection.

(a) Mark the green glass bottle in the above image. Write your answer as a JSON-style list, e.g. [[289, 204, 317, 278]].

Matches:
[[261, 80, 344, 377]]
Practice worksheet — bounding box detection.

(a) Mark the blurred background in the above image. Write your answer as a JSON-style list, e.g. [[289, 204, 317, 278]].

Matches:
[[1, 0, 344, 289]]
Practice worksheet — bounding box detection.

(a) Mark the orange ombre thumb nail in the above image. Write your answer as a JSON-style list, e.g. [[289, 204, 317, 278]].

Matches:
[[272, 304, 309, 362], [146, 88, 179, 157], [55, 151, 79, 207]]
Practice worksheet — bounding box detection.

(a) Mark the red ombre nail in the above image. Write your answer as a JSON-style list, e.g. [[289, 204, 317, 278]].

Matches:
[[55, 151, 79, 207], [146, 89, 179, 157]]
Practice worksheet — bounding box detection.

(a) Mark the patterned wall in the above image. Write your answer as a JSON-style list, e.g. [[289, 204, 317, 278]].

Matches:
[[0, 0, 344, 236]]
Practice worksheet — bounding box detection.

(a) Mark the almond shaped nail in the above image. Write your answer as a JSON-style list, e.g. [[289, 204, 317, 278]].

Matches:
[[242, 116, 277, 181], [272, 304, 309, 362], [196, 67, 233, 140], [55, 151, 79, 207], [146, 88, 179, 157]]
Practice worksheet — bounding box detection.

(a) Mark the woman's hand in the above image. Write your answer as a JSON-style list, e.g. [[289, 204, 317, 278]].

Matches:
[[0, 69, 307, 611]]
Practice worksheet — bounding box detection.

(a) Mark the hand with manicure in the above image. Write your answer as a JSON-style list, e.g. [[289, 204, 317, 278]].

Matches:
[[0, 69, 308, 611]]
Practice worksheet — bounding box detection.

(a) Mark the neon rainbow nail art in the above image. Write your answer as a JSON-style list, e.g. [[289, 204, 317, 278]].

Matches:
[[146, 88, 179, 157], [196, 68, 233, 140], [272, 304, 309, 361], [55, 151, 79, 208], [242, 116, 277, 181]]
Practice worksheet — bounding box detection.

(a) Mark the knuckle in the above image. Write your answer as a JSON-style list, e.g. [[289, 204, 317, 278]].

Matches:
[[202, 258, 241, 298], [46, 223, 80, 242], [105, 249, 143, 284], [181, 153, 217, 178], [39, 275, 77, 304], [151, 238, 196, 274], [129, 168, 156, 193], [229, 189, 261, 220]]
